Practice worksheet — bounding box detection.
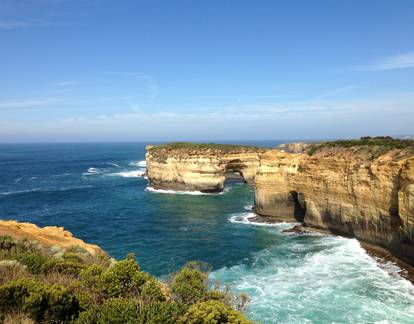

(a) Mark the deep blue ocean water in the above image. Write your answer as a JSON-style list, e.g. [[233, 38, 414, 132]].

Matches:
[[1, 142, 413, 323]]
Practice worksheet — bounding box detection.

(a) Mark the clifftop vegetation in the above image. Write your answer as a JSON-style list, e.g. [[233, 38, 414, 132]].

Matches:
[[150, 142, 261, 152], [0, 234, 252, 323], [307, 136, 414, 157]]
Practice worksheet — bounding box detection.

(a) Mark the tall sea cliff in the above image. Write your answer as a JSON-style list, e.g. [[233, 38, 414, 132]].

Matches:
[[146, 140, 414, 265]]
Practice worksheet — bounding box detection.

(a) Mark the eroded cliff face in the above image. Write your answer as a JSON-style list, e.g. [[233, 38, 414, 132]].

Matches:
[[254, 148, 414, 264], [146, 143, 414, 263], [146, 144, 264, 192]]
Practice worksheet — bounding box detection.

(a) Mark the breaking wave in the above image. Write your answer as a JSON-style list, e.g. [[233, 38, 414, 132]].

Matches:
[[211, 231, 414, 323], [146, 186, 228, 195], [129, 160, 146, 167], [111, 170, 146, 178]]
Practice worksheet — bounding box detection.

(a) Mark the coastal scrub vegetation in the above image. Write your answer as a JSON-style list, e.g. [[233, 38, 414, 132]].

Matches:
[[151, 142, 261, 151], [0, 235, 252, 323], [307, 136, 414, 157], [149, 142, 263, 163]]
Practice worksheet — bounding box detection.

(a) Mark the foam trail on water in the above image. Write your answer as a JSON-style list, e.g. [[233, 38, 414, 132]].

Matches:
[[146, 186, 228, 195], [106, 162, 120, 167], [0, 185, 94, 196]]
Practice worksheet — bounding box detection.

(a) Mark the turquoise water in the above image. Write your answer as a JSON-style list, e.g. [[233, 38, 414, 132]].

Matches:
[[0, 142, 413, 323]]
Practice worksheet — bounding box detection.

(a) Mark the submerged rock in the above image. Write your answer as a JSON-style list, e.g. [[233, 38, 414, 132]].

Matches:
[[282, 224, 307, 234]]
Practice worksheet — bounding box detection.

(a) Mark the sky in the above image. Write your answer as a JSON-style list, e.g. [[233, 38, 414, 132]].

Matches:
[[0, 0, 413, 143]]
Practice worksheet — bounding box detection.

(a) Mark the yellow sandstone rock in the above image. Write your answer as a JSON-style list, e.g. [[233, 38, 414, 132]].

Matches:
[[0, 220, 105, 256], [146, 142, 414, 264]]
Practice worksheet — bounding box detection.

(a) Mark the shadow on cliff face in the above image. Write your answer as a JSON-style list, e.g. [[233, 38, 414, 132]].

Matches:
[[290, 191, 306, 222]]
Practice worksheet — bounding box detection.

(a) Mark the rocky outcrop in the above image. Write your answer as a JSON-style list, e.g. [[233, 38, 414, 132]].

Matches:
[[254, 147, 414, 264], [0, 220, 105, 256], [146, 144, 265, 192]]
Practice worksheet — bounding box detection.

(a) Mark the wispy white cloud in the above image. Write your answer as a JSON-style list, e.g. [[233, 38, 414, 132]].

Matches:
[[353, 52, 414, 71], [1, 93, 413, 142], [0, 98, 59, 109]]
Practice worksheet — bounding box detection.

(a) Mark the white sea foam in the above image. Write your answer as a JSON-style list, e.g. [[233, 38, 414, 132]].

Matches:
[[129, 160, 146, 167], [210, 237, 414, 323], [244, 205, 253, 211], [111, 170, 146, 178], [84, 167, 100, 175], [106, 162, 120, 167], [146, 186, 227, 195]]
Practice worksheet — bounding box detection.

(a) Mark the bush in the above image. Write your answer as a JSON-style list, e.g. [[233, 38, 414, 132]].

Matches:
[[171, 266, 208, 304], [0, 237, 251, 323], [0, 278, 79, 322], [40, 259, 84, 276], [140, 279, 166, 303], [14, 251, 50, 274], [80, 264, 105, 288], [77, 298, 139, 324], [141, 301, 187, 324], [100, 256, 152, 298], [0, 236, 15, 250], [181, 300, 252, 324]]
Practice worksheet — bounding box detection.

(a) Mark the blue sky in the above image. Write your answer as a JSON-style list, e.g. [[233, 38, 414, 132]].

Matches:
[[0, 0, 413, 142]]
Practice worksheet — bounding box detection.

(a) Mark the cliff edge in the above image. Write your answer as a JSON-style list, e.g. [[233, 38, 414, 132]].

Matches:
[[0, 220, 105, 256]]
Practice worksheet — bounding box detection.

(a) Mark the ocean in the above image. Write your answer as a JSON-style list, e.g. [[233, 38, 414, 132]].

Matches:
[[0, 142, 413, 323]]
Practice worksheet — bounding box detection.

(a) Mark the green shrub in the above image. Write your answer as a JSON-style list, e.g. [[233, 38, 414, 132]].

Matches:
[[141, 301, 187, 324], [0, 278, 79, 322], [0, 236, 15, 250], [140, 279, 166, 302], [41, 259, 84, 276], [100, 256, 152, 298], [62, 252, 85, 263], [171, 266, 208, 304], [181, 300, 252, 324], [14, 251, 50, 274], [77, 298, 140, 324], [80, 264, 105, 288]]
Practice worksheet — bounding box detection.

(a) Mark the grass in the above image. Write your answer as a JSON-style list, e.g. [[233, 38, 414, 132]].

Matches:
[[307, 136, 414, 157]]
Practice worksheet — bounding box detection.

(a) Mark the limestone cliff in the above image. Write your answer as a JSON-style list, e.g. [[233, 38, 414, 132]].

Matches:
[[0, 220, 105, 256], [254, 147, 414, 264], [146, 141, 414, 264], [146, 143, 265, 192]]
